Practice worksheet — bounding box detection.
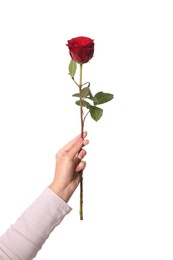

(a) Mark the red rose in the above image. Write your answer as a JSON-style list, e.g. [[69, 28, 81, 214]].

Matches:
[[66, 36, 94, 64]]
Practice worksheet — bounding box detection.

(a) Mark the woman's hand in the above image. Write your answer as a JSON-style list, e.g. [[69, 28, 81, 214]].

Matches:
[[49, 132, 89, 202]]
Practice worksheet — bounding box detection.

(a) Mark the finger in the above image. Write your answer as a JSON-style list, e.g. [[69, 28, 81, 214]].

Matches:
[[82, 139, 89, 147], [76, 161, 86, 172], [73, 140, 88, 162], [78, 149, 87, 160], [59, 131, 88, 153], [67, 141, 84, 160]]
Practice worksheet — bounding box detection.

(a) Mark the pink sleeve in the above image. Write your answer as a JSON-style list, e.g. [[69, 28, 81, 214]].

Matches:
[[0, 187, 72, 260]]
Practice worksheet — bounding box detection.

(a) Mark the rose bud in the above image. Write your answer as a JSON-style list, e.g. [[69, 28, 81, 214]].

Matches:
[[66, 36, 94, 64]]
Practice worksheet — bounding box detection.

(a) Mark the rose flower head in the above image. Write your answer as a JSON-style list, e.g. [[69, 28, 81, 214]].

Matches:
[[66, 36, 94, 64]]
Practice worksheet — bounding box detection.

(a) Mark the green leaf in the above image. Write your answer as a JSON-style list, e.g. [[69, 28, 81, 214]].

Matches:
[[81, 87, 90, 97], [72, 93, 80, 97], [89, 106, 103, 121], [75, 100, 91, 109], [68, 60, 77, 78], [72, 87, 90, 98], [93, 92, 114, 105]]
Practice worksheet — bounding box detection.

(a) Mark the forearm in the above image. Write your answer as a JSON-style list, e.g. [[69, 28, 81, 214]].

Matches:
[[0, 188, 71, 260]]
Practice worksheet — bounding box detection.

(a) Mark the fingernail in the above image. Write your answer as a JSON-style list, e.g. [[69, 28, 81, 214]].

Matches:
[[84, 131, 88, 137]]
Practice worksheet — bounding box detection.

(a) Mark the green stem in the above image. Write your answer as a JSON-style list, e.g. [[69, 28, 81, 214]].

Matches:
[[72, 77, 79, 87], [83, 111, 90, 123], [79, 63, 84, 220]]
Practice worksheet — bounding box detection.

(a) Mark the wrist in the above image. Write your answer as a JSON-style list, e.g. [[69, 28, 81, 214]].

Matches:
[[49, 183, 71, 203]]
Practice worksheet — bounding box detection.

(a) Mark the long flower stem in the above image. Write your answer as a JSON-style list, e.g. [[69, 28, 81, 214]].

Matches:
[[79, 63, 84, 220]]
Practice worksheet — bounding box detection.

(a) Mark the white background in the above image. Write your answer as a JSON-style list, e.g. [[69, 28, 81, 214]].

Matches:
[[0, 0, 173, 259]]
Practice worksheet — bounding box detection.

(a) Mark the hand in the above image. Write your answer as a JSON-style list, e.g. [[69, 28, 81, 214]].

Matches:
[[49, 132, 89, 202]]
